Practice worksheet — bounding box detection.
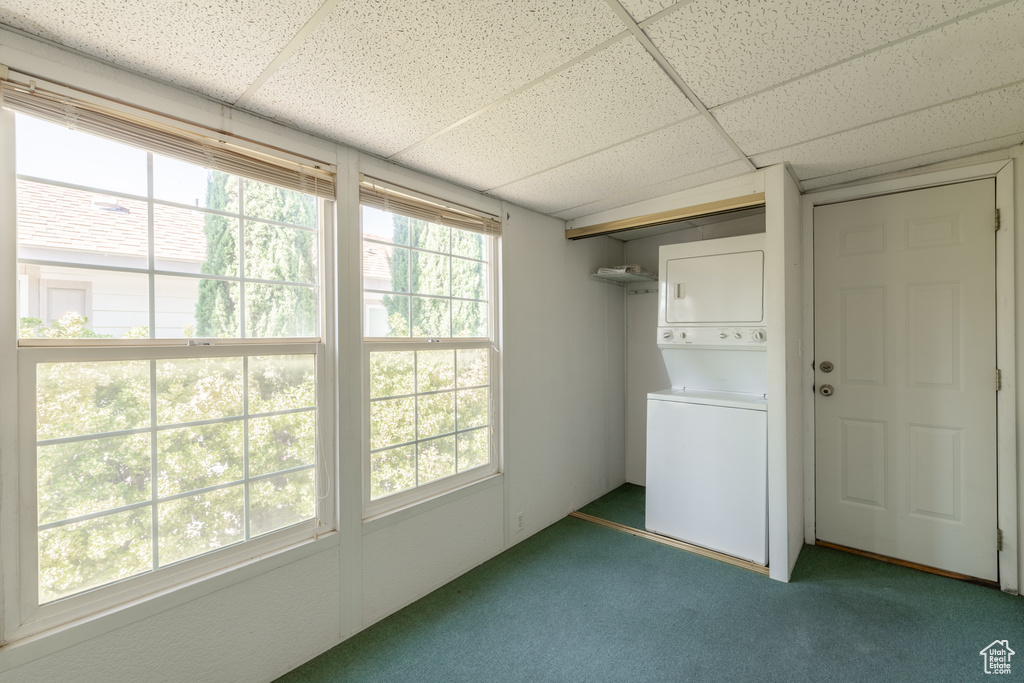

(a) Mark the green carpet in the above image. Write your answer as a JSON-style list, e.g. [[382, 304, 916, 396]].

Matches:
[[576, 482, 646, 530], [276, 513, 1023, 682]]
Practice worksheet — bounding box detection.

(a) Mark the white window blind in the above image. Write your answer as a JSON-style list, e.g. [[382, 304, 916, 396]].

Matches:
[[1, 81, 336, 200], [359, 175, 501, 236]]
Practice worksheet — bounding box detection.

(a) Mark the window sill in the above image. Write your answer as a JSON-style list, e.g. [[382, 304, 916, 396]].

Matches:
[[362, 472, 503, 535], [0, 531, 340, 674]]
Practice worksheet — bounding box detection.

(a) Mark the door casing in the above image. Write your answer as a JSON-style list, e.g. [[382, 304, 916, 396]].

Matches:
[[800, 159, 1018, 594]]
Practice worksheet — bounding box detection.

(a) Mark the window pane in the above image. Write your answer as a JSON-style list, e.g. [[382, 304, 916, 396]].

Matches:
[[249, 354, 316, 413], [17, 179, 148, 264], [452, 300, 487, 338], [249, 469, 314, 537], [37, 433, 151, 525], [244, 282, 317, 338], [19, 269, 151, 339], [157, 423, 244, 497], [417, 350, 455, 393], [417, 391, 455, 440], [37, 361, 150, 441], [457, 427, 489, 472], [451, 228, 486, 260], [366, 293, 409, 337], [363, 242, 407, 293], [370, 446, 415, 500], [457, 348, 489, 388], [158, 486, 244, 566], [362, 205, 408, 245], [243, 179, 316, 229], [451, 258, 487, 301], [410, 251, 449, 297], [369, 351, 415, 399], [249, 412, 316, 477], [155, 274, 239, 338], [154, 204, 237, 276], [411, 219, 449, 253], [156, 357, 243, 425], [16, 114, 147, 196], [371, 397, 415, 450], [39, 507, 152, 604], [418, 435, 456, 485], [411, 296, 450, 337], [244, 221, 318, 284], [153, 157, 239, 212], [457, 388, 489, 431]]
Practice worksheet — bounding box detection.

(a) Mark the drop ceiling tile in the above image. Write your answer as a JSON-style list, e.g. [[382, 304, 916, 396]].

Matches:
[[752, 82, 1024, 179], [0, 0, 323, 103], [645, 0, 994, 107], [619, 0, 681, 23], [245, 0, 624, 157], [801, 133, 1024, 190], [495, 116, 738, 214], [393, 38, 697, 191], [553, 160, 751, 219], [715, 4, 1024, 154]]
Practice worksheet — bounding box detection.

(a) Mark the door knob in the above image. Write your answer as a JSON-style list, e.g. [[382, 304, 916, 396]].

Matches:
[[819, 384, 834, 397], [820, 361, 834, 373]]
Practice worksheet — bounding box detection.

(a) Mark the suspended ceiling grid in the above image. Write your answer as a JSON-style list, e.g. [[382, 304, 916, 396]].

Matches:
[[1, 0, 1022, 220]]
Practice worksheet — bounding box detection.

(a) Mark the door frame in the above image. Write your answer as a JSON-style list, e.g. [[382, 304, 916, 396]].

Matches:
[[801, 158, 1018, 594]]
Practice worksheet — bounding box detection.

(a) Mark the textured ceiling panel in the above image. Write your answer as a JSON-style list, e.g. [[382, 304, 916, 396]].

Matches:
[[496, 116, 737, 214], [753, 82, 1024, 180], [715, 4, 1024, 155], [618, 0, 682, 23], [0, 0, 323, 103], [801, 133, 1024, 190], [393, 38, 697, 192], [645, 0, 994, 107], [244, 0, 624, 157], [553, 160, 751, 219]]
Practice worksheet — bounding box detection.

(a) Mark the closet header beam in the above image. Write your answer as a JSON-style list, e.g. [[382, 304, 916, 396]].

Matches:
[[565, 193, 766, 240]]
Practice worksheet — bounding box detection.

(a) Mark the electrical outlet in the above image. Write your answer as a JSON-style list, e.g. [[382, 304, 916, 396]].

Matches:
[[516, 512, 524, 531]]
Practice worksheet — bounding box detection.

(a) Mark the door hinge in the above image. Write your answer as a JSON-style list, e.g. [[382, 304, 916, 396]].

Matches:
[[996, 369, 1002, 391], [995, 208, 1001, 232], [997, 528, 1003, 552]]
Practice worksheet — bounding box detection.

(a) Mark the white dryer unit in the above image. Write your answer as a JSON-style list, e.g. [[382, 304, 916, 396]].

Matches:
[[657, 233, 767, 350]]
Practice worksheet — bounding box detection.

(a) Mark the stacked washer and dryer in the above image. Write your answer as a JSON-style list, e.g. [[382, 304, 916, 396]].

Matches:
[[646, 233, 769, 566]]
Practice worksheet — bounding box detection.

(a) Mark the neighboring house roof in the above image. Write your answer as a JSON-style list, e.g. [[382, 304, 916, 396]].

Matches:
[[363, 238, 393, 280], [17, 178, 207, 263]]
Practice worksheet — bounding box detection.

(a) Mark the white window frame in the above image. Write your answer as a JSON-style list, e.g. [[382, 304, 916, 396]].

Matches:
[[360, 205, 501, 519], [0, 103, 338, 645]]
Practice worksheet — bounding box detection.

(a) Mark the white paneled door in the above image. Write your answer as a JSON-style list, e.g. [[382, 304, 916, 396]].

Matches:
[[814, 179, 998, 581]]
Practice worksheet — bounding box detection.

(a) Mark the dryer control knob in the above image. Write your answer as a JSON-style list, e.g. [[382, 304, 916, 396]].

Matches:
[[678, 332, 686, 339], [734, 332, 742, 339], [662, 330, 672, 340], [753, 329, 767, 343], [719, 332, 728, 339]]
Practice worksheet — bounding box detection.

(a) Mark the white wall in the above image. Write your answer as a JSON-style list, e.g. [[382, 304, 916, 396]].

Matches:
[[0, 31, 628, 682], [621, 215, 765, 485]]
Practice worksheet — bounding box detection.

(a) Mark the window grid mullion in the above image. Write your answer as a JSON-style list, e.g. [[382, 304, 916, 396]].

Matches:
[[147, 152, 156, 340], [238, 177, 247, 339], [243, 356, 251, 542], [413, 350, 419, 487], [149, 358, 159, 571]]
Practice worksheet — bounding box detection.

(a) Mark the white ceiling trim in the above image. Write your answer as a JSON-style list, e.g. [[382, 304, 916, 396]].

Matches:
[[602, 0, 756, 172], [753, 76, 1024, 161], [234, 0, 344, 107], [388, 31, 630, 161], [706, 0, 1016, 113], [484, 111, 703, 193]]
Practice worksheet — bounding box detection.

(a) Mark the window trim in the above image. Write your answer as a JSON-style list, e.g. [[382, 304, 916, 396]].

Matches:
[[359, 202, 501, 519]]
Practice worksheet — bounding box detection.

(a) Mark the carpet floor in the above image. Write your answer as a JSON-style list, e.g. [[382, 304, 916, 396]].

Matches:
[[277, 487, 1022, 682]]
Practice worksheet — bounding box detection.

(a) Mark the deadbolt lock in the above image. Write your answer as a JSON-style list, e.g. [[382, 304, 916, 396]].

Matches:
[[819, 384, 834, 397], [820, 361, 834, 373]]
